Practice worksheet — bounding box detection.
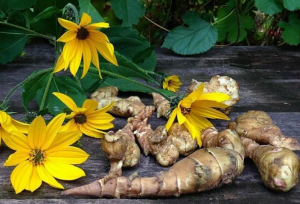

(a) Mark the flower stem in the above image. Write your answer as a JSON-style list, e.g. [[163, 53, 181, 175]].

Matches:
[[0, 21, 56, 41], [1, 68, 53, 108], [212, 9, 235, 25], [39, 72, 54, 111], [100, 69, 172, 101]]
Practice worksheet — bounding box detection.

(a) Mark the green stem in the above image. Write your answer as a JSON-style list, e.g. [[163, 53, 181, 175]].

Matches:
[[100, 69, 172, 101], [212, 9, 235, 25], [74, 75, 83, 88], [1, 68, 54, 107], [39, 72, 54, 111], [0, 21, 56, 41]]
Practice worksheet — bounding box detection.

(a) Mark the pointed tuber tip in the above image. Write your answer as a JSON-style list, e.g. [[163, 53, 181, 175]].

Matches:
[[62, 181, 101, 197]]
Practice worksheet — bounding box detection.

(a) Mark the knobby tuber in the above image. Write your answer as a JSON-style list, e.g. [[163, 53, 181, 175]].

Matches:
[[241, 137, 300, 192], [63, 147, 244, 198], [228, 110, 300, 150], [91, 86, 145, 117], [187, 75, 239, 114], [202, 127, 245, 158], [134, 107, 197, 166]]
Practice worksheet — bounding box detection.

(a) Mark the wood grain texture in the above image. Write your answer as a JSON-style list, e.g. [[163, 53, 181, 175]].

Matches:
[[0, 45, 300, 203]]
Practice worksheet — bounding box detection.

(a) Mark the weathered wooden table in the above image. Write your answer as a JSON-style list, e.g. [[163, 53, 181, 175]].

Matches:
[[0, 45, 300, 203]]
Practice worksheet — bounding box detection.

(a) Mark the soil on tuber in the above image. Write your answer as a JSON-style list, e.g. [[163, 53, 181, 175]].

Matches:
[[241, 137, 300, 192], [63, 147, 244, 198], [228, 110, 300, 150]]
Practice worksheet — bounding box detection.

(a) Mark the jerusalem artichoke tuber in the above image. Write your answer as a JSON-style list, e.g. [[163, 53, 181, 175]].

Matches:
[[202, 127, 245, 158], [187, 75, 239, 114], [241, 137, 300, 192], [228, 110, 300, 150], [91, 86, 146, 117], [63, 147, 244, 198]]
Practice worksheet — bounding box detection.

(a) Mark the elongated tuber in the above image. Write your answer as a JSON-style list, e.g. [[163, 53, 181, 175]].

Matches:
[[91, 86, 145, 117], [187, 75, 239, 114], [228, 110, 300, 150], [63, 147, 244, 198], [241, 137, 300, 192]]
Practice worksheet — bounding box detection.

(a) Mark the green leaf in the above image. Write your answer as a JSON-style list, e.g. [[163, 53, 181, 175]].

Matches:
[[100, 52, 155, 83], [0, 24, 29, 65], [8, 11, 27, 27], [30, 6, 61, 36], [162, 11, 217, 55], [255, 0, 283, 15], [0, 11, 6, 20], [76, 68, 105, 93], [132, 47, 156, 71], [110, 0, 145, 27], [283, 0, 300, 11], [100, 77, 174, 97], [79, 0, 105, 23], [22, 71, 52, 110], [0, 0, 37, 13], [36, 75, 87, 115], [215, 8, 254, 43], [103, 26, 156, 71], [278, 13, 300, 45]]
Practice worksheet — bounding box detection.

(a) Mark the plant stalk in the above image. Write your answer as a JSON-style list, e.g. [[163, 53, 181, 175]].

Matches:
[[0, 21, 56, 41], [39, 73, 54, 111]]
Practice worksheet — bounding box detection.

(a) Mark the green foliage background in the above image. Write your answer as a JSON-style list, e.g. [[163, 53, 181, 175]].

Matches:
[[1, 0, 300, 115]]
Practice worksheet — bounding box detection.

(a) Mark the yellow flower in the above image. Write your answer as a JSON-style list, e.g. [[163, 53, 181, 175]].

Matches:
[[0, 111, 28, 149], [54, 12, 118, 79], [4, 114, 88, 194], [53, 92, 115, 138], [163, 75, 182, 92], [166, 84, 230, 146]]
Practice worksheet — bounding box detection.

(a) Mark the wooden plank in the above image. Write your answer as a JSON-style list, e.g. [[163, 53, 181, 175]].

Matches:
[[0, 45, 300, 203]]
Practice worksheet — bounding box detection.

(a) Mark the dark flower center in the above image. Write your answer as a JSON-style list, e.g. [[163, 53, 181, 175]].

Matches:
[[180, 107, 191, 115], [77, 27, 89, 40], [29, 149, 46, 166], [74, 114, 87, 124]]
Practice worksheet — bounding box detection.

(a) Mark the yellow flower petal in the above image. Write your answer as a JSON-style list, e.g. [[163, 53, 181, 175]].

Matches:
[[63, 40, 78, 69], [28, 116, 46, 149], [58, 18, 79, 30], [44, 161, 86, 180], [87, 113, 115, 124], [86, 121, 113, 130], [11, 119, 28, 134], [191, 106, 230, 120], [57, 30, 76, 42], [86, 38, 100, 71], [59, 119, 79, 133], [11, 161, 33, 194], [4, 150, 30, 166], [25, 167, 42, 192], [177, 111, 186, 125], [80, 124, 104, 138], [94, 101, 115, 113], [48, 130, 81, 149], [53, 53, 66, 73], [69, 40, 83, 76], [85, 22, 109, 30], [2, 131, 30, 151], [81, 41, 91, 79], [36, 165, 64, 189], [82, 99, 98, 113], [188, 83, 204, 101], [166, 108, 178, 131], [79, 12, 91, 27], [47, 146, 89, 164], [195, 100, 229, 108], [187, 114, 212, 131], [183, 119, 201, 147], [42, 113, 66, 150], [94, 42, 118, 66], [53, 92, 78, 112], [89, 30, 109, 43], [197, 92, 231, 102]]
